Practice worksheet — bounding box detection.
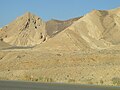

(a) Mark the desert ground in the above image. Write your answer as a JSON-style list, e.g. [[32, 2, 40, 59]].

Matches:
[[0, 48, 120, 86], [0, 7, 120, 86]]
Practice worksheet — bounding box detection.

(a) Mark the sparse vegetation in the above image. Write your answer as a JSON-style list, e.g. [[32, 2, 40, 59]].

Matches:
[[68, 79, 75, 83], [0, 77, 9, 80], [44, 77, 54, 82], [38, 77, 44, 81], [81, 78, 94, 84], [100, 79, 104, 84], [112, 77, 120, 86], [31, 76, 54, 82], [86, 78, 93, 84], [56, 54, 61, 56]]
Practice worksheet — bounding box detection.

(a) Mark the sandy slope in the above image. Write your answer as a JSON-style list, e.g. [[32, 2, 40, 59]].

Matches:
[[0, 41, 11, 49], [40, 8, 120, 51], [46, 17, 81, 37]]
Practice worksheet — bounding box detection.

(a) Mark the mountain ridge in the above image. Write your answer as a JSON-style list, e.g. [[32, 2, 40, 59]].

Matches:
[[0, 7, 120, 50]]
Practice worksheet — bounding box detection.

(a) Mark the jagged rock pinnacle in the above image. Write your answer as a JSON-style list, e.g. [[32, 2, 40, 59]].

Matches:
[[0, 12, 46, 46]]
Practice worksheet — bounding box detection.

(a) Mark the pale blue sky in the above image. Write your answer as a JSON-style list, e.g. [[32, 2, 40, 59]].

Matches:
[[0, 0, 120, 27]]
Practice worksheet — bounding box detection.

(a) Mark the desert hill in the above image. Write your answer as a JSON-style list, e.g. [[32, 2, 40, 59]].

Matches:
[[36, 8, 120, 51], [46, 17, 81, 37], [0, 8, 120, 51], [0, 12, 46, 47], [0, 8, 120, 86], [66, 8, 120, 49]]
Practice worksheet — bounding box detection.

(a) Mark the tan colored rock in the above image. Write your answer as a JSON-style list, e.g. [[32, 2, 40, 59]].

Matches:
[[0, 12, 46, 46], [0, 41, 11, 49], [44, 8, 120, 50], [1, 8, 120, 50], [46, 17, 81, 37]]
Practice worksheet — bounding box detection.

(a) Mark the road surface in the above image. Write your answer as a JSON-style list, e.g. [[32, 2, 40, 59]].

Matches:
[[0, 80, 119, 90]]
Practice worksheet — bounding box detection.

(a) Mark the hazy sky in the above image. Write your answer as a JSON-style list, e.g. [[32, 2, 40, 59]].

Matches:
[[0, 0, 120, 27]]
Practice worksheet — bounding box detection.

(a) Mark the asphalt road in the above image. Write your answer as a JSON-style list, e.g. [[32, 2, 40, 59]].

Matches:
[[0, 80, 120, 90]]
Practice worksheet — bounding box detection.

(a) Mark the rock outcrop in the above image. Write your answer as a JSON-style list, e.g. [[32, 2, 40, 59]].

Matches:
[[0, 12, 46, 46]]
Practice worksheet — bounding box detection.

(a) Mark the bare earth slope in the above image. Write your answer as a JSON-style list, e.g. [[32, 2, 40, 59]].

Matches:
[[46, 17, 81, 37], [0, 41, 11, 49], [66, 8, 120, 50], [36, 28, 91, 51], [36, 8, 120, 51], [0, 12, 46, 47]]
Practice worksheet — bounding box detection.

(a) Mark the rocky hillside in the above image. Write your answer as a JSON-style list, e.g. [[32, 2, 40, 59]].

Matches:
[[36, 8, 120, 51], [0, 12, 46, 47], [0, 8, 120, 50]]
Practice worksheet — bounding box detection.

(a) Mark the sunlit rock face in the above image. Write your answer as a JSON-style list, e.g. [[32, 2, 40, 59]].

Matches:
[[0, 12, 46, 47]]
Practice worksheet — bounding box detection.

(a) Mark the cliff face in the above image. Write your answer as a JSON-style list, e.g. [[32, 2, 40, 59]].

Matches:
[[0, 12, 46, 47]]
